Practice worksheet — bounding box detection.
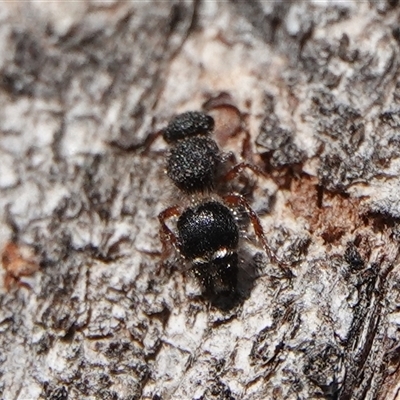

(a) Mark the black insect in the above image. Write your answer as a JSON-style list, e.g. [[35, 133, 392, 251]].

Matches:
[[163, 111, 263, 193], [159, 111, 285, 309], [163, 111, 220, 192]]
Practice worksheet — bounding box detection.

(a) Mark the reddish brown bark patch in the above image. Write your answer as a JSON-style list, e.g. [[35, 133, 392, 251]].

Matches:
[[1, 242, 39, 290], [289, 175, 364, 244]]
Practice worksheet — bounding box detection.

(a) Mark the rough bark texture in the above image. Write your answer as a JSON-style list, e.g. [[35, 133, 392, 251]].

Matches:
[[1, 1, 400, 399]]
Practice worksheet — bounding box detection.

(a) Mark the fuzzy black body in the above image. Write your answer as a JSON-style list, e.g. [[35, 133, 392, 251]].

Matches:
[[160, 111, 259, 310], [162, 111, 215, 144], [177, 201, 240, 307], [167, 137, 220, 193], [177, 201, 239, 260], [163, 111, 222, 193]]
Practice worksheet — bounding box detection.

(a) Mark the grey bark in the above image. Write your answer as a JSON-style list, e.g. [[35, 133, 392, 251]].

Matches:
[[1, 1, 400, 399]]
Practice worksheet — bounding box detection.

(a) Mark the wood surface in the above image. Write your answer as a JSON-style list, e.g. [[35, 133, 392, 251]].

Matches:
[[1, 1, 400, 399]]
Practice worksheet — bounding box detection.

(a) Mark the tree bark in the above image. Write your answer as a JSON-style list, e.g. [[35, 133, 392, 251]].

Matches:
[[1, 1, 400, 399]]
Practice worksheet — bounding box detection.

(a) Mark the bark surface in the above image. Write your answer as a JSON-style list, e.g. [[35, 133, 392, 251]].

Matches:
[[1, 1, 400, 400]]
